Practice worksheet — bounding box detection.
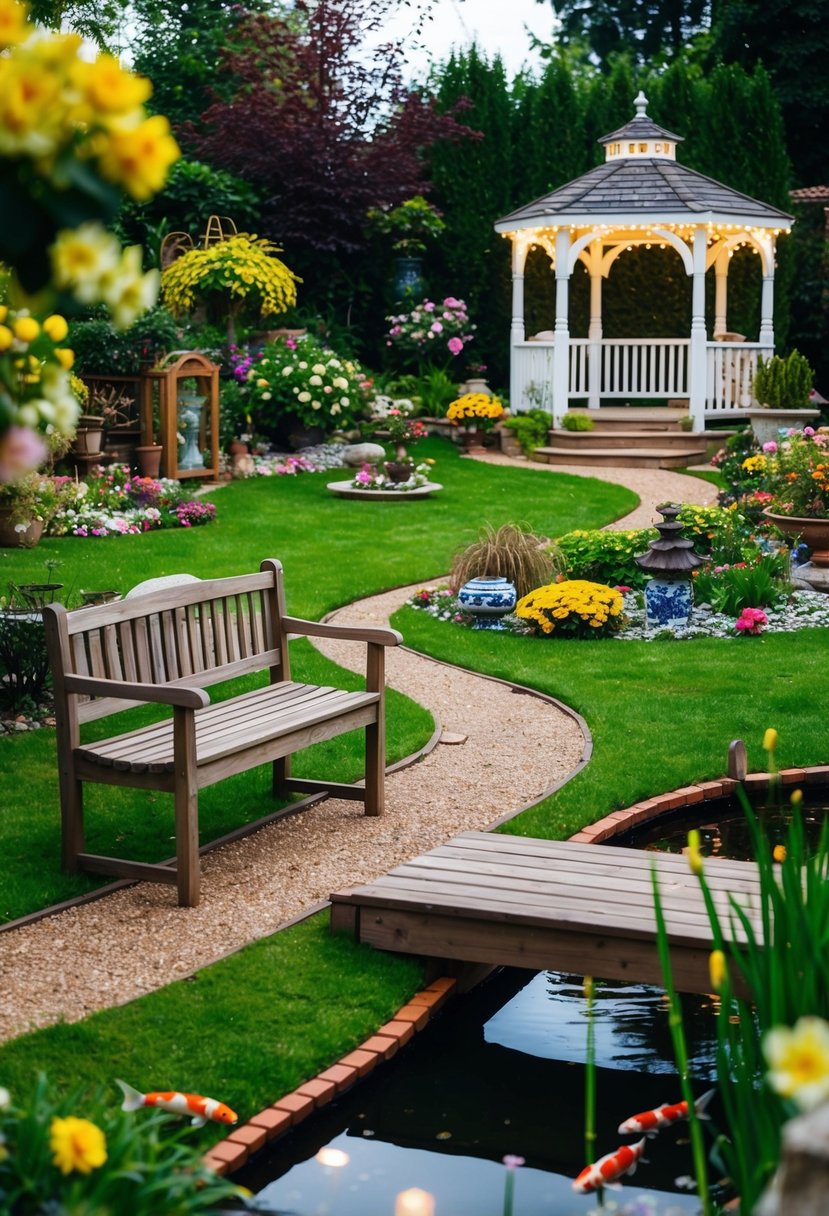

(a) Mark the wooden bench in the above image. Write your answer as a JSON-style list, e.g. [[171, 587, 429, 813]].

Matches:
[[43, 558, 401, 907]]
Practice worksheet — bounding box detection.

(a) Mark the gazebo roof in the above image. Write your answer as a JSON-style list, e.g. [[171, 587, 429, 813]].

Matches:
[[495, 159, 793, 231], [495, 93, 792, 234]]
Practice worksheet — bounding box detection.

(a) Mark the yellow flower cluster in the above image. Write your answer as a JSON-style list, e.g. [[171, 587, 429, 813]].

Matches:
[[0, 1, 178, 200], [0, 306, 80, 434], [515, 579, 625, 636], [741, 454, 768, 474], [160, 235, 300, 319], [49, 1115, 107, 1175], [446, 392, 504, 423]]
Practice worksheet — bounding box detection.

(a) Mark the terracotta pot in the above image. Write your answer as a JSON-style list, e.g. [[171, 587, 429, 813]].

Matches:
[[0, 508, 43, 548], [763, 510, 829, 567], [72, 426, 104, 457], [135, 444, 163, 478]]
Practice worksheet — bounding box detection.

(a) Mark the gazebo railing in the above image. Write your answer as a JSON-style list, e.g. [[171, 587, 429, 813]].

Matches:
[[705, 341, 771, 412], [511, 337, 771, 414]]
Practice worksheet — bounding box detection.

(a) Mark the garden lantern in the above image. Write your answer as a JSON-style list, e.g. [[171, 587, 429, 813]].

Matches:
[[635, 503, 703, 629], [139, 351, 219, 481]]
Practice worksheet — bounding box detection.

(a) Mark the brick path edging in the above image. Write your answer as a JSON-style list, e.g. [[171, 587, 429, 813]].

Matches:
[[568, 766, 829, 845], [202, 976, 457, 1176], [203, 765, 829, 1178]]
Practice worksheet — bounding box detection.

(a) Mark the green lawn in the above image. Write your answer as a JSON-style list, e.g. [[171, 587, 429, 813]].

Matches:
[[3, 440, 823, 1141]]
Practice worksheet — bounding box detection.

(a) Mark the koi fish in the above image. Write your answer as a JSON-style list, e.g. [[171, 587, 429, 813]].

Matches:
[[116, 1079, 238, 1127], [572, 1138, 648, 1193], [617, 1088, 715, 1137]]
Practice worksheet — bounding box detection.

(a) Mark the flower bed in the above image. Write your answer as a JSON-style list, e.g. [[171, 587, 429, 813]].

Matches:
[[407, 584, 829, 640], [46, 466, 216, 537]]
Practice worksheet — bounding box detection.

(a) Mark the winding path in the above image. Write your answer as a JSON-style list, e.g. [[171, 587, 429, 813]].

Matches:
[[0, 462, 716, 1043]]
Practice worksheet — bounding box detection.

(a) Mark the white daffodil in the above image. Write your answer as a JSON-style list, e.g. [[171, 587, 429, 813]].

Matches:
[[764, 1016, 829, 1111]]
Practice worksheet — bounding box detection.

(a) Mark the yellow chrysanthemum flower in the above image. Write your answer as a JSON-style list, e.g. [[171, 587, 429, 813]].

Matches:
[[12, 315, 39, 342], [49, 1115, 107, 1175], [42, 314, 68, 342]]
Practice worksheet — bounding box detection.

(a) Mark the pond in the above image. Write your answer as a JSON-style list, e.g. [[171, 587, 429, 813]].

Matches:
[[237, 970, 718, 1215], [236, 795, 826, 1215]]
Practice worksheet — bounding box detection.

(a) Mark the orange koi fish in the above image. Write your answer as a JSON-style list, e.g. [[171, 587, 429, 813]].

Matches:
[[117, 1079, 238, 1127], [572, 1138, 648, 1193], [617, 1088, 715, 1137]]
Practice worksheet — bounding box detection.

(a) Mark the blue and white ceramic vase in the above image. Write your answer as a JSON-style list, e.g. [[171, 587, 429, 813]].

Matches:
[[644, 578, 692, 630], [457, 577, 517, 630]]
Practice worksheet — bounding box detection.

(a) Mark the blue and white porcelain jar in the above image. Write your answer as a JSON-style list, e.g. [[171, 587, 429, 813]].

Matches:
[[644, 577, 692, 630], [457, 577, 517, 630]]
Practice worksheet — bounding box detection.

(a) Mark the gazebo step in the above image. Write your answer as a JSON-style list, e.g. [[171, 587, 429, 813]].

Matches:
[[550, 429, 704, 451], [532, 446, 707, 469], [566, 407, 689, 432]]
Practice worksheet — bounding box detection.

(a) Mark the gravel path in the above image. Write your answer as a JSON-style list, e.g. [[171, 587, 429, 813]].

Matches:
[[0, 461, 716, 1043]]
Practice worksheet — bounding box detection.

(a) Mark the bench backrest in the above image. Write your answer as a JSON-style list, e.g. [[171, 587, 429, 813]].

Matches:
[[44, 559, 289, 723]]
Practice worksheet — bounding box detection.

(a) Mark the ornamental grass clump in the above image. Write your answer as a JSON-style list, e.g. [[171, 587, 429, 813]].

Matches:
[[515, 579, 625, 637], [450, 523, 563, 600]]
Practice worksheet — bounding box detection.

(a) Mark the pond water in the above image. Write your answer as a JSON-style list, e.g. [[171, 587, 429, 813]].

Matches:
[[238, 966, 716, 1215], [237, 796, 826, 1215]]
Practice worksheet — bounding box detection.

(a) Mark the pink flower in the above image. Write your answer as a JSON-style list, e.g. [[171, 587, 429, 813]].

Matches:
[[447, 336, 464, 356], [430, 321, 443, 334], [0, 426, 48, 482], [762, 441, 778, 453], [443, 296, 461, 308], [503, 1155, 525, 1169], [423, 300, 435, 312], [803, 426, 815, 436], [735, 607, 768, 635]]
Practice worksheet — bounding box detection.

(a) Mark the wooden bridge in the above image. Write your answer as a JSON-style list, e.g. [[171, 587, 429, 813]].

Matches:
[[330, 832, 763, 995]]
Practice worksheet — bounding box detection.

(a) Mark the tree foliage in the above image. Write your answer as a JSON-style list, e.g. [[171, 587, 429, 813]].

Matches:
[[189, 1, 474, 258], [549, 0, 710, 68]]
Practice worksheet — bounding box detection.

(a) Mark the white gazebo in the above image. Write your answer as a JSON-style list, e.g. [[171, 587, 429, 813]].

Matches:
[[494, 92, 793, 432]]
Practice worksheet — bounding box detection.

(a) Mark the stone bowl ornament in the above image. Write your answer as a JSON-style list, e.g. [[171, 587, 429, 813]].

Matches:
[[634, 503, 703, 630], [457, 577, 517, 630]]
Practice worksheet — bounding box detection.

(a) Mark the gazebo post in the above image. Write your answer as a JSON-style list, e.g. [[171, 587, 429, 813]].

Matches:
[[759, 238, 776, 347], [553, 228, 571, 426], [689, 227, 708, 432], [509, 236, 528, 412], [587, 244, 603, 411], [713, 250, 729, 338]]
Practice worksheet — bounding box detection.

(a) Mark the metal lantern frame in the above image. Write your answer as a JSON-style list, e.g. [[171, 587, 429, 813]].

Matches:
[[139, 351, 220, 481]]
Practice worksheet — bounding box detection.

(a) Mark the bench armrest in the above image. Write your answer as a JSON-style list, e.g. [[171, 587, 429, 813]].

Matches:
[[282, 616, 402, 647], [63, 674, 210, 709]]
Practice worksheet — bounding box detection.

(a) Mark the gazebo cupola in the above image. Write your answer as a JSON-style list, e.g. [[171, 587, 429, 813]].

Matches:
[[495, 91, 793, 431], [601, 90, 682, 162]]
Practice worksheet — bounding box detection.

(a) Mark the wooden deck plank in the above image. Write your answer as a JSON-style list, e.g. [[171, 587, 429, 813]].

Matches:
[[329, 831, 766, 993]]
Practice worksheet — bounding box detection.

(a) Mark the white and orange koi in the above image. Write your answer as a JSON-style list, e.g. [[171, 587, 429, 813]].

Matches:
[[572, 1137, 648, 1193], [117, 1079, 238, 1127], [617, 1088, 715, 1137]]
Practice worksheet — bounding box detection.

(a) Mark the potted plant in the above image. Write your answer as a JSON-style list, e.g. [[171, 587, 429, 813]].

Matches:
[[370, 406, 428, 481], [746, 350, 820, 444], [0, 472, 52, 547], [761, 428, 829, 566], [367, 196, 445, 301], [446, 391, 504, 454]]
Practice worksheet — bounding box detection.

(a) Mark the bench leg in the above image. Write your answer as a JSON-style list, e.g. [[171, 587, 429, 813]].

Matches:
[[364, 719, 384, 817], [273, 755, 291, 799], [173, 708, 200, 907], [58, 771, 84, 872]]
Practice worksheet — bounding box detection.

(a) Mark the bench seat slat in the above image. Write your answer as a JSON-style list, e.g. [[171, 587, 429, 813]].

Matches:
[[75, 681, 380, 774]]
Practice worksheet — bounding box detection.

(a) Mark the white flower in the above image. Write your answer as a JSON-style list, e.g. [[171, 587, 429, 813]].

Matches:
[[764, 1017, 829, 1111], [261, 391, 271, 400], [311, 363, 326, 375], [297, 391, 311, 403], [51, 223, 122, 304], [332, 376, 348, 390], [298, 361, 308, 370], [281, 365, 293, 376], [309, 375, 322, 386], [311, 400, 321, 410], [339, 396, 350, 406]]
